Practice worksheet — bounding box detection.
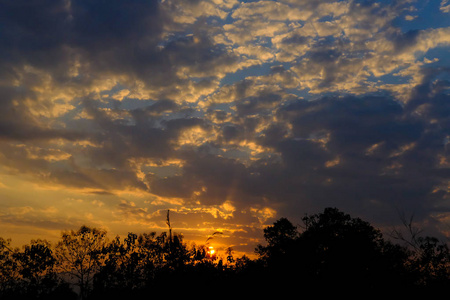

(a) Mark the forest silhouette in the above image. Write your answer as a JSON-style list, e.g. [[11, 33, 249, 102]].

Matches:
[[1, 207, 449, 299]]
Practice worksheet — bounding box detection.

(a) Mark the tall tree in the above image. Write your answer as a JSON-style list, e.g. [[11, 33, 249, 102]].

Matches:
[[54, 226, 107, 300]]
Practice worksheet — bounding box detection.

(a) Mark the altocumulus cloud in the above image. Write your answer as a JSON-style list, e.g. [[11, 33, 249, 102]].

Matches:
[[0, 0, 449, 253]]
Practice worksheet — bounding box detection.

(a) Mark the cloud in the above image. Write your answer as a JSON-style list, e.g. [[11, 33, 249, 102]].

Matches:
[[441, 0, 450, 13], [0, 205, 81, 231], [231, 1, 313, 22], [161, 0, 237, 24], [156, 71, 449, 230], [0, 0, 449, 250]]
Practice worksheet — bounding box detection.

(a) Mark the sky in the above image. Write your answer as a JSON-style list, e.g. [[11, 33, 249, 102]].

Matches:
[[0, 0, 450, 256]]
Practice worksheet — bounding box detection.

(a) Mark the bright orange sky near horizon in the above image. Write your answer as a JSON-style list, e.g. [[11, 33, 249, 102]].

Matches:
[[1, 0, 450, 257]]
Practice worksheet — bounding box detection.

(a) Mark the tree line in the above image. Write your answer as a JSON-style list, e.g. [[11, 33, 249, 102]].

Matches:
[[0, 207, 449, 299]]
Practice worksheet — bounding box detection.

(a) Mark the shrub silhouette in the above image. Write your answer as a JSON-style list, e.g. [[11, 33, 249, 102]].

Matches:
[[0, 207, 448, 299]]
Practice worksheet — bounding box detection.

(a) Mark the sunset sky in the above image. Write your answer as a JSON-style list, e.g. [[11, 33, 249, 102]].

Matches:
[[1, 0, 450, 256]]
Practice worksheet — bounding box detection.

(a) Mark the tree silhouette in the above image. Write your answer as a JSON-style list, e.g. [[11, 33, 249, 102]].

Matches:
[[1, 238, 76, 300], [408, 236, 450, 289], [94, 234, 134, 292], [54, 226, 107, 300], [297, 208, 407, 291], [14, 240, 55, 282], [0, 206, 448, 299], [256, 217, 298, 261], [13, 239, 59, 298], [0, 238, 18, 297], [255, 208, 416, 294], [390, 211, 450, 289]]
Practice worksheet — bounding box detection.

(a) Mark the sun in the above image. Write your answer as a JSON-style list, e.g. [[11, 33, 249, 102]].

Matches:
[[206, 246, 217, 259]]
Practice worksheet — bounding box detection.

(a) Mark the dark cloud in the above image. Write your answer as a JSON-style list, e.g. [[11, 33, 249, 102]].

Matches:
[[48, 167, 149, 192], [150, 82, 449, 229], [221, 125, 243, 142], [255, 82, 449, 224], [136, 99, 179, 116], [0, 0, 239, 99], [0, 0, 449, 249], [391, 29, 421, 54], [77, 99, 209, 165], [0, 85, 82, 142], [70, 0, 160, 45], [235, 93, 282, 116], [0, 0, 161, 69], [0, 0, 71, 77], [285, 96, 422, 152], [147, 174, 197, 199]]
